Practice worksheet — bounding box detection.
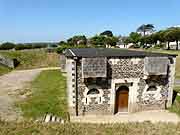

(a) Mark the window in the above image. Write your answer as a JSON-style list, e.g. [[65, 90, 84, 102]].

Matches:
[[85, 77, 107, 86], [147, 86, 157, 91], [87, 88, 100, 95]]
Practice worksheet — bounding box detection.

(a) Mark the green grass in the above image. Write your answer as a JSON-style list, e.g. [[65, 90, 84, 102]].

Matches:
[[0, 65, 12, 76], [169, 85, 180, 116], [174, 86, 180, 93], [17, 70, 67, 119], [0, 121, 179, 135], [0, 50, 60, 70], [169, 95, 180, 116]]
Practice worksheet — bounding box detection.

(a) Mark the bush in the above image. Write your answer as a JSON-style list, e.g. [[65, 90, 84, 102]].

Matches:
[[33, 44, 47, 49], [0, 42, 15, 50], [56, 44, 88, 54], [56, 44, 72, 54], [154, 44, 165, 49], [15, 44, 47, 50], [15, 44, 32, 50]]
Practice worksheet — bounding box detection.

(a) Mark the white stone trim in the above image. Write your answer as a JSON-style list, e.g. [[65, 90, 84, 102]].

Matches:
[[110, 78, 140, 114], [82, 85, 106, 105]]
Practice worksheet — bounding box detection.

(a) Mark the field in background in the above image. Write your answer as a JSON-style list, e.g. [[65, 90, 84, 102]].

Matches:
[[0, 50, 60, 70], [17, 70, 67, 120], [0, 121, 179, 135]]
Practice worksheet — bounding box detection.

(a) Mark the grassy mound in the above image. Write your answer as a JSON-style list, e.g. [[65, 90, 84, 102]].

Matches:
[[0, 50, 60, 70]]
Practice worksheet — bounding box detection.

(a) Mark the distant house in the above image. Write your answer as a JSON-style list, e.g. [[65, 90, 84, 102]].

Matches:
[[166, 41, 180, 50], [63, 48, 177, 116]]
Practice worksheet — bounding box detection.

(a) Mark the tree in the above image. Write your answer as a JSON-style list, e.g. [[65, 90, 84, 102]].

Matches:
[[156, 30, 166, 43], [89, 35, 118, 48], [67, 35, 87, 46], [0, 42, 15, 50], [123, 37, 131, 46], [170, 28, 180, 50], [128, 32, 141, 45], [164, 30, 175, 50], [137, 24, 155, 36], [89, 35, 106, 47], [150, 33, 159, 45], [105, 36, 119, 47], [100, 30, 113, 37], [59, 41, 67, 46]]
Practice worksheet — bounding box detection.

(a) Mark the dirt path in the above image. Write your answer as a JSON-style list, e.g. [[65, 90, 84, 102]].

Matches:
[[0, 67, 60, 121], [71, 110, 180, 123]]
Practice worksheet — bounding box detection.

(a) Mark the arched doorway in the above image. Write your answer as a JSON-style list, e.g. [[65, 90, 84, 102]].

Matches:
[[115, 86, 129, 113]]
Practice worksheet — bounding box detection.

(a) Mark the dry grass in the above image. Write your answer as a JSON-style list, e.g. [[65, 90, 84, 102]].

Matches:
[[0, 121, 179, 135]]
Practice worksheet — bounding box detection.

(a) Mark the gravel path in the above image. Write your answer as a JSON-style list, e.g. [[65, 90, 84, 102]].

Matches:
[[71, 110, 180, 123], [0, 67, 60, 121]]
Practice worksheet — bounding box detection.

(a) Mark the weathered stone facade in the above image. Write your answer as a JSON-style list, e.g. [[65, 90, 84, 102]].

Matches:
[[77, 60, 111, 115], [108, 58, 144, 79], [75, 58, 146, 115], [65, 49, 176, 116]]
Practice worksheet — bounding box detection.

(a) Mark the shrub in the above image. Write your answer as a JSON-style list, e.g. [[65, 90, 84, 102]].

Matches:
[[0, 42, 15, 50], [154, 44, 165, 49], [15, 44, 33, 50], [33, 44, 47, 49], [56, 44, 72, 54], [56, 44, 88, 54], [15, 44, 47, 50]]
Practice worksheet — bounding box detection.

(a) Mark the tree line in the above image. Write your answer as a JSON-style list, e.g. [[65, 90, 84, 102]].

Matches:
[[0, 42, 48, 50], [1, 24, 180, 52], [57, 30, 119, 53], [124, 24, 180, 50]]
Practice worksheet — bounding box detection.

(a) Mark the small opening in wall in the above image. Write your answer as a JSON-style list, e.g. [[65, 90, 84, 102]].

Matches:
[[86, 98, 87, 104], [147, 85, 157, 91], [99, 97, 101, 103], [87, 88, 100, 95]]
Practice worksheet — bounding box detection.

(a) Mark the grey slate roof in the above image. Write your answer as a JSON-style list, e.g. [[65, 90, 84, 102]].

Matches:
[[65, 48, 177, 58]]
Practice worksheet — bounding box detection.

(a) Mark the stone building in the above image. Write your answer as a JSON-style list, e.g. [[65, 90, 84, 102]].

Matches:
[[64, 48, 177, 116]]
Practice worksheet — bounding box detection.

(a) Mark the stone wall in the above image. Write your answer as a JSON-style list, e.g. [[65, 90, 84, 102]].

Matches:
[[136, 75, 169, 111], [0, 54, 16, 68], [82, 57, 107, 78], [59, 54, 66, 72], [108, 58, 144, 79], [68, 56, 175, 116], [77, 60, 111, 115]]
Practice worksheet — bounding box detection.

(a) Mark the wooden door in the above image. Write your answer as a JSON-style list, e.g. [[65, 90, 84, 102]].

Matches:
[[115, 87, 129, 113]]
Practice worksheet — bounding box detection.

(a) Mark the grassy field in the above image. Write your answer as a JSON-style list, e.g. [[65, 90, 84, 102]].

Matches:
[[0, 65, 11, 76], [169, 95, 180, 116], [17, 70, 67, 120], [0, 49, 60, 70], [0, 121, 179, 135]]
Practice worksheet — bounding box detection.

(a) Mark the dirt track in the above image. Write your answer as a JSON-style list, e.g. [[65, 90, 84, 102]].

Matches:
[[0, 67, 60, 121]]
